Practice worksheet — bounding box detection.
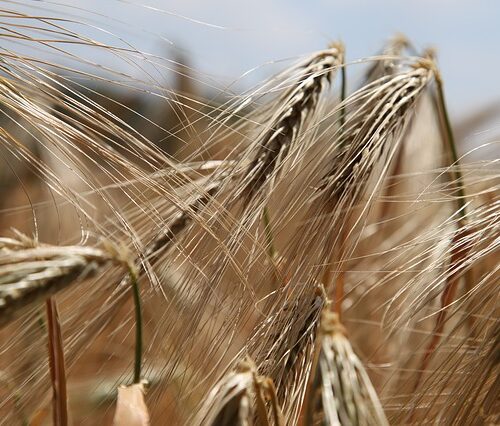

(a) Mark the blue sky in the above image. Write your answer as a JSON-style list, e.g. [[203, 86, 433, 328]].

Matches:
[[16, 1, 500, 117]]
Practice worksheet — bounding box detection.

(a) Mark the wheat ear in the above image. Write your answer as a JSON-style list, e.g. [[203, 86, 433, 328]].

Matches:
[[0, 233, 125, 327], [302, 310, 388, 426], [241, 44, 344, 206]]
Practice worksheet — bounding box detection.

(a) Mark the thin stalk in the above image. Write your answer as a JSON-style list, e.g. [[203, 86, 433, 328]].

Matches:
[[46, 298, 68, 426], [434, 73, 467, 223], [128, 267, 143, 384], [339, 64, 347, 130], [322, 56, 347, 314]]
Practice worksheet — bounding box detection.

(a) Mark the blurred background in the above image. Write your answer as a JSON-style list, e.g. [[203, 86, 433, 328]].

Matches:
[[11, 0, 500, 117], [1, 0, 499, 238]]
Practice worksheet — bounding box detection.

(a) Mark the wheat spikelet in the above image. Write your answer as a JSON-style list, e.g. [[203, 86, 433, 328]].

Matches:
[[364, 34, 415, 83]]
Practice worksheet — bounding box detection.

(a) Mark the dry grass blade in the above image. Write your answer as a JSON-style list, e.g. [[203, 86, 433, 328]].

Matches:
[[114, 382, 150, 426], [303, 310, 388, 426], [46, 297, 68, 426]]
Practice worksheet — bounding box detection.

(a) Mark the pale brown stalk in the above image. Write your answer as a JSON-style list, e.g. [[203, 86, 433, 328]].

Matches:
[[46, 297, 68, 426]]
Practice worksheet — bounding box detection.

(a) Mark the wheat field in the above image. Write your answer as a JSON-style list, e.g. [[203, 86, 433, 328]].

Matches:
[[0, 4, 498, 426]]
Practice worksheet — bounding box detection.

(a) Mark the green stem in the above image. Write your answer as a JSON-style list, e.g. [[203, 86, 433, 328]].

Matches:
[[129, 268, 142, 384], [434, 74, 467, 223], [262, 206, 276, 261], [340, 64, 347, 130]]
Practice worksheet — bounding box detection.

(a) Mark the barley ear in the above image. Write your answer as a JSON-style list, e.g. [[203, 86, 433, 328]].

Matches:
[[302, 310, 388, 426], [192, 357, 256, 426]]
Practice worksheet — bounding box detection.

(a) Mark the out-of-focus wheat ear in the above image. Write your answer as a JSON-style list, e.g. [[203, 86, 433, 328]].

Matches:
[[412, 59, 472, 389], [241, 44, 344, 206], [45, 298, 68, 426], [118, 173, 225, 292], [114, 174, 225, 348], [254, 375, 285, 426], [0, 233, 127, 328], [113, 382, 150, 426], [413, 227, 471, 393], [302, 310, 388, 426], [364, 33, 415, 83], [192, 357, 257, 426], [143, 178, 222, 264]]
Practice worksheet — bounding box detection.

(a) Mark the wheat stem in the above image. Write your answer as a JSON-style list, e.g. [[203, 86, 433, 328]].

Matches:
[[434, 71, 467, 221], [45, 297, 68, 426], [340, 64, 347, 130]]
